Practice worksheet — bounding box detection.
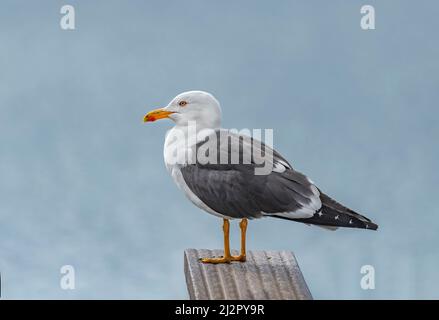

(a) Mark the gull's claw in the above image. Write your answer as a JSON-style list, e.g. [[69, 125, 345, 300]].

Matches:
[[231, 254, 246, 262], [200, 256, 232, 264]]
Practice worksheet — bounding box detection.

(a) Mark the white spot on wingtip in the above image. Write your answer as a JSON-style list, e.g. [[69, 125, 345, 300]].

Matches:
[[334, 215, 339, 220], [273, 161, 286, 173]]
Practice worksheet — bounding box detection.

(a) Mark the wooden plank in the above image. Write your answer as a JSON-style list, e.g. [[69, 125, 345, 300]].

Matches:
[[184, 249, 312, 300]]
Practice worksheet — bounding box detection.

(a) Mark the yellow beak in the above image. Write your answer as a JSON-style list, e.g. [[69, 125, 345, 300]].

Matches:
[[143, 108, 174, 122]]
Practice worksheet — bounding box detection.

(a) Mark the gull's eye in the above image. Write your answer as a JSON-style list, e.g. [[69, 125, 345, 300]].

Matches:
[[178, 101, 188, 107]]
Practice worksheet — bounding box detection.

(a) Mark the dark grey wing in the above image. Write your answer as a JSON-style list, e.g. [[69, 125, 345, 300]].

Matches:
[[180, 163, 262, 219], [180, 130, 321, 219], [180, 129, 378, 230]]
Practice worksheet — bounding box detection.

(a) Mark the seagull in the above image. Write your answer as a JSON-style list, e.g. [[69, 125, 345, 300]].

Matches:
[[144, 91, 378, 264]]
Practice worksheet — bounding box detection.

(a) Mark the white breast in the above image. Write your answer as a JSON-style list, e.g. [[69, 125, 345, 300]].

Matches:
[[163, 126, 229, 219]]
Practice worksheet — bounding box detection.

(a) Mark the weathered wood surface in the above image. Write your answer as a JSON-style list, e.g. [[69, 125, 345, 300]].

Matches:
[[184, 249, 312, 300]]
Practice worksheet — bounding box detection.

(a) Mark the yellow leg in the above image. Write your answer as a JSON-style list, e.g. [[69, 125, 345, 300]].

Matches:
[[201, 219, 232, 264], [231, 218, 247, 262], [200, 218, 248, 264]]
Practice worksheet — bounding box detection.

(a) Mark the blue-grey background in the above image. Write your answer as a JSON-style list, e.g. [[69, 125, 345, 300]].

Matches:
[[1, 0, 438, 299]]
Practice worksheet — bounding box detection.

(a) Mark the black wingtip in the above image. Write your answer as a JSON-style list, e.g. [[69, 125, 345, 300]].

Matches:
[[270, 210, 379, 231], [366, 221, 379, 231]]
